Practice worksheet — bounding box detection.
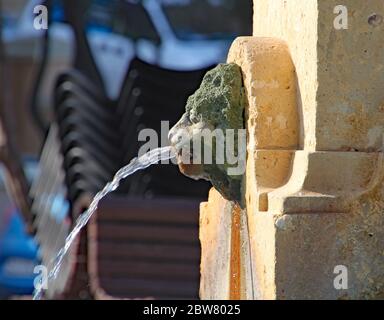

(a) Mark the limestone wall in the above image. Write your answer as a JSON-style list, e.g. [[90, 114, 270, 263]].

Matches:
[[253, 0, 384, 151], [199, 0, 384, 300]]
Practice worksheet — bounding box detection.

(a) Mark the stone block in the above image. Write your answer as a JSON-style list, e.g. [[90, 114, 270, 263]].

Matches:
[[253, 0, 384, 151], [199, 188, 252, 299]]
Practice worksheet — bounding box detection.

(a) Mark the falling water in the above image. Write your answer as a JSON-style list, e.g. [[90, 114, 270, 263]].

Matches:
[[33, 146, 176, 300]]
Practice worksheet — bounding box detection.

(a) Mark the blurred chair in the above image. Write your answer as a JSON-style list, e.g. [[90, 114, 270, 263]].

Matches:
[[88, 196, 201, 300], [115, 58, 211, 199]]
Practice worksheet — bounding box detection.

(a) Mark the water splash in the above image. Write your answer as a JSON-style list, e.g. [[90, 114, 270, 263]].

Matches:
[[33, 146, 175, 300]]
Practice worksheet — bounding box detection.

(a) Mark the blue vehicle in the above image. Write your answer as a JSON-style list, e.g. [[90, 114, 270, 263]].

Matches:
[[0, 159, 40, 298], [0, 207, 39, 298]]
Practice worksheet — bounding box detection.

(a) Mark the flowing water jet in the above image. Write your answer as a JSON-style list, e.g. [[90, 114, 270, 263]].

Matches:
[[33, 146, 176, 300]]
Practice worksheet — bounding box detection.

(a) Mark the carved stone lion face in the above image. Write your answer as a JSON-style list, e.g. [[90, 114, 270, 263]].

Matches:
[[169, 63, 246, 202]]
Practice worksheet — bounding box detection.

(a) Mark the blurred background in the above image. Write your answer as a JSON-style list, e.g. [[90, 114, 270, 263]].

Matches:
[[0, 0, 252, 299]]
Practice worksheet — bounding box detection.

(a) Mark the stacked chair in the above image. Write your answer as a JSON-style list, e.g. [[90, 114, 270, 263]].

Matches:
[[29, 0, 212, 299], [54, 70, 121, 208]]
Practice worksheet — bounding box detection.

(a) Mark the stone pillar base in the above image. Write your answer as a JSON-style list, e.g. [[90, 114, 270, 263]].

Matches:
[[199, 35, 384, 299]]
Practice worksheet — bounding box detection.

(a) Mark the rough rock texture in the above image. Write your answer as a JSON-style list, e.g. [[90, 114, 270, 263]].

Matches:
[[169, 63, 245, 202]]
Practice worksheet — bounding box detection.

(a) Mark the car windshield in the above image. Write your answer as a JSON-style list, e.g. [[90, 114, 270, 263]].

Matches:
[[161, 0, 252, 40]]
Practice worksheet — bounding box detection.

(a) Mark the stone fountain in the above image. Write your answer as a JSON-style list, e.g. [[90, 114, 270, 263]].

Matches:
[[170, 0, 384, 300]]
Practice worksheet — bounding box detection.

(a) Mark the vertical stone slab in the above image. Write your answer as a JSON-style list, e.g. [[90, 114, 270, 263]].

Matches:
[[227, 37, 299, 150], [253, 0, 384, 151], [227, 37, 300, 299], [245, 0, 384, 299], [228, 37, 299, 214], [253, 0, 318, 150], [315, 0, 384, 151], [199, 189, 232, 299], [274, 202, 384, 299], [199, 0, 384, 300], [199, 189, 253, 300]]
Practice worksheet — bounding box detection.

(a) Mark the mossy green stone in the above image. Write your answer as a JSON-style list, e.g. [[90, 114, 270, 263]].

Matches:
[[186, 63, 245, 132], [170, 63, 245, 202]]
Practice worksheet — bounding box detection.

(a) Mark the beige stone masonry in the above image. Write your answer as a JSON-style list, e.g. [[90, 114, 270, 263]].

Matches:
[[199, 189, 253, 300], [199, 0, 384, 299], [253, 0, 384, 151]]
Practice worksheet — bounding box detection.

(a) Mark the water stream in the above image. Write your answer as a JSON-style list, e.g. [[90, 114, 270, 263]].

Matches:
[[33, 146, 176, 300]]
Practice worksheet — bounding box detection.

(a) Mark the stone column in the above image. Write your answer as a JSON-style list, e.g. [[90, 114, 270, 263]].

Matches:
[[200, 0, 384, 299]]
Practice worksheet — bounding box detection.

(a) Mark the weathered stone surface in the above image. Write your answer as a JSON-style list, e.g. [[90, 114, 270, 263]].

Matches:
[[227, 37, 299, 150], [252, 0, 317, 150], [247, 190, 384, 300], [253, 0, 384, 151], [273, 190, 384, 299], [242, 0, 384, 299], [169, 64, 245, 202], [197, 0, 384, 300], [233, 150, 384, 299], [228, 37, 299, 215], [199, 188, 232, 300], [199, 188, 253, 300]]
